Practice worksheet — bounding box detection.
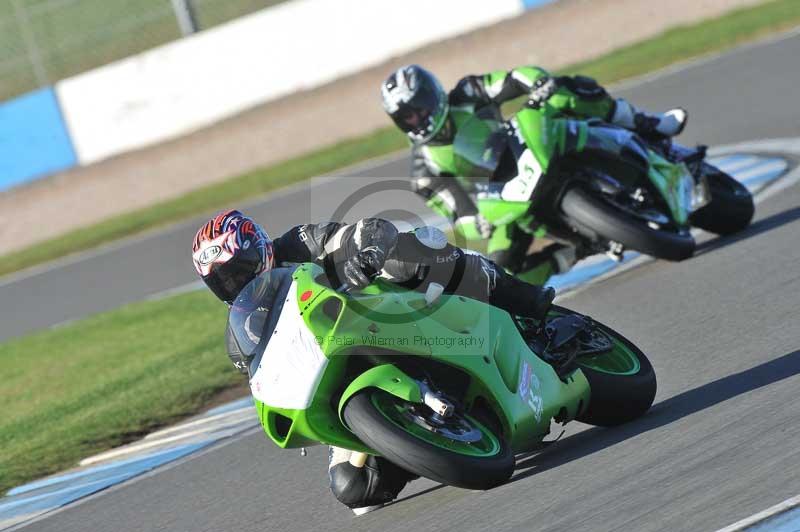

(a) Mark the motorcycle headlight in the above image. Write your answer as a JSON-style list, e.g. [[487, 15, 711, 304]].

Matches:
[[690, 173, 711, 212]]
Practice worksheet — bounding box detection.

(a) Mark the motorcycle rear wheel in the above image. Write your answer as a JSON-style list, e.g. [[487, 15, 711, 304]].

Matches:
[[342, 389, 515, 490], [561, 186, 695, 261]]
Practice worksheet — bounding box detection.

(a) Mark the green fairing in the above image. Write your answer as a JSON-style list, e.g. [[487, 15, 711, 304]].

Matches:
[[251, 264, 608, 454], [338, 364, 422, 420], [421, 144, 457, 177], [647, 151, 692, 225], [417, 108, 474, 178], [478, 199, 531, 227], [514, 108, 554, 173]]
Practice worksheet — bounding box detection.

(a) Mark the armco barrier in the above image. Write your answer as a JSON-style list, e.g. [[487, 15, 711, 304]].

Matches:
[[0, 87, 76, 191], [55, 0, 525, 166]]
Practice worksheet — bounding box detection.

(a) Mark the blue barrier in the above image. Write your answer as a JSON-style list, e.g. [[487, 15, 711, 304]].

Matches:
[[521, 0, 555, 9], [0, 87, 77, 191]]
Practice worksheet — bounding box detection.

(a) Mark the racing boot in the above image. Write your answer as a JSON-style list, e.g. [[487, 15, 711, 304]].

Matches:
[[488, 260, 556, 320], [520, 284, 555, 320], [611, 98, 688, 137]]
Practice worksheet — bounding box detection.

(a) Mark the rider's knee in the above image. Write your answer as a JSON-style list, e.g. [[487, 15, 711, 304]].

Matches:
[[328, 449, 415, 508]]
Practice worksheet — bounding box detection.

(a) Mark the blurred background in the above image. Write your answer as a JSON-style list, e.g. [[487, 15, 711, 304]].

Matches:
[[1, 0, 286, 100]]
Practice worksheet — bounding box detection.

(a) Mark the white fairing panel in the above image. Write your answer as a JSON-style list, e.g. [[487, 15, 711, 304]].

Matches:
[[502, 148, 543, 202], [249, 282, 328, 410]]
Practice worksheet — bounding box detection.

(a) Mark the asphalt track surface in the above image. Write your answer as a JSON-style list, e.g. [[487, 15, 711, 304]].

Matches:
[[11, 31, 800, 532]]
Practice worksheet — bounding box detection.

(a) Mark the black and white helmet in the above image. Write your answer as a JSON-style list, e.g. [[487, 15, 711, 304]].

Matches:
[[381, 65, 449, 144]]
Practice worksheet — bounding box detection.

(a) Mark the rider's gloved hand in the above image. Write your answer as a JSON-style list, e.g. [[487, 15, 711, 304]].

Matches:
[[526, 77, 558, 108], [474, 214, 493, 239], [342, 247, 385, 288]]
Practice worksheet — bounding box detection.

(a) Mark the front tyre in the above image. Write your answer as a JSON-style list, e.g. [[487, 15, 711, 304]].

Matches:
[[575, 321, 657, 427], [690, 167, 754, 235], [561, 186, 695, 261], [342, 390, 515, 490]]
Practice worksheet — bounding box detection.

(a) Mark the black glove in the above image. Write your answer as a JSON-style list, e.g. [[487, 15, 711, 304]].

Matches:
[[342, 247, 385, 289]]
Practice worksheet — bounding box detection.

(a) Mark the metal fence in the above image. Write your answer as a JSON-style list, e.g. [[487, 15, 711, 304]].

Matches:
[[0, 0, 287, 101]]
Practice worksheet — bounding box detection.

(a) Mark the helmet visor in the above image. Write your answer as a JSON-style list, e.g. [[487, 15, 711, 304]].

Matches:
[[390, 83, 448, 142], [203, 245, 263, 303]]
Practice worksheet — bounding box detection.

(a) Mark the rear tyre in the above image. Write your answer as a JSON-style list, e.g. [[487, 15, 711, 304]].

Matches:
[[561, 186, 695, 261], [690, 168, 754, 235], [342, 390, 515, 490], [575, 321, 657, 427]]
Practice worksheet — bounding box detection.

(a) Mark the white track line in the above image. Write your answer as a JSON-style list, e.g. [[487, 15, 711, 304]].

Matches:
[[716, 494, 800, 532], [142, 408, 254, 441], [79, 425, 245, 467]]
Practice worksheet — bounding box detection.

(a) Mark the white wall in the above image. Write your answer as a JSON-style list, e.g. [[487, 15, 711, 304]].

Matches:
[[57, 0, 523, 165]]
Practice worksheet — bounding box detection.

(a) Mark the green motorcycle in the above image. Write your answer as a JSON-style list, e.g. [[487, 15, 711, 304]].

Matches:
[[233, 262, 656, 489], [450, 106, 754, 262]]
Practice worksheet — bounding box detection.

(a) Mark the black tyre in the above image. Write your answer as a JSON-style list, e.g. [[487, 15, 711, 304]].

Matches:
[[561, 186, 695, 261], [690, 168, 754, 235], [575, 321, 657, 427], [342, 389, 515, 490]]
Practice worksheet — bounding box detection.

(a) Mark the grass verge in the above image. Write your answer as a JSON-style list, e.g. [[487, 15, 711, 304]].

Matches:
[[3, 0, 799, 279], [0, 289, 231, 494]]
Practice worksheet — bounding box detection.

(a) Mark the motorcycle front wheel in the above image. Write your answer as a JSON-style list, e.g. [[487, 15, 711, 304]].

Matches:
[[561, 186, 695, 261], [342, 389, 515, 490], [690, 167, 754, 235], [573, 317, 657, 427]]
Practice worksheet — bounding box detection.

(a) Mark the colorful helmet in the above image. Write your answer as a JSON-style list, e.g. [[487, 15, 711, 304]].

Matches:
[[381, 65, 449, 143], [192, 210, 274, 303]]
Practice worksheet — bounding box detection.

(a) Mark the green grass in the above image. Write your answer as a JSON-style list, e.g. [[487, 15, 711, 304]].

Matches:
[[558, 0, 800, 82], [3, 0, 798, 279], [0, 289, 231, 494], [0, 0, 289, 100]]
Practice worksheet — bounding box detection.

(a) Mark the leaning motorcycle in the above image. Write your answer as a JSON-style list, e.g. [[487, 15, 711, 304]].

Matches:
[[234, 263, 656, 489], [449, 106, 754, 262]]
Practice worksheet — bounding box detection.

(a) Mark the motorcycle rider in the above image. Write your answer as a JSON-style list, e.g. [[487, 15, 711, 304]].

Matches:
[[192, 209, 556, 513], [381, 64, 688, 283]]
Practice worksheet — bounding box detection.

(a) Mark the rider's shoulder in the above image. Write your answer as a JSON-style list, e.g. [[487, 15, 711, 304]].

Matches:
[[449, 75, 486, 105]]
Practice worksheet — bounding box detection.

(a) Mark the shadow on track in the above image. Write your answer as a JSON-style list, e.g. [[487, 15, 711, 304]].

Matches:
[[694, 206, 800, 257], [509, 349, 800, 483], [390, 484, 446, 506]]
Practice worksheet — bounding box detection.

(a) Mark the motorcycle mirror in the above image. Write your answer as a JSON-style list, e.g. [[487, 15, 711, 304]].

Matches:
[[425, 282, 444, 306]]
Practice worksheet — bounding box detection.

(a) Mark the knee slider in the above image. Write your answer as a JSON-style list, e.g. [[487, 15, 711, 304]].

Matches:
[[329, 462, 384, 508], [329, 457, 409, 508]]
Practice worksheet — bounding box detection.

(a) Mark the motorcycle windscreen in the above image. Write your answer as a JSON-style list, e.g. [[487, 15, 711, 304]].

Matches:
[[453, 115, 509, 179], [582, 123, 650, 176], [228, 267, 296, 363]]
